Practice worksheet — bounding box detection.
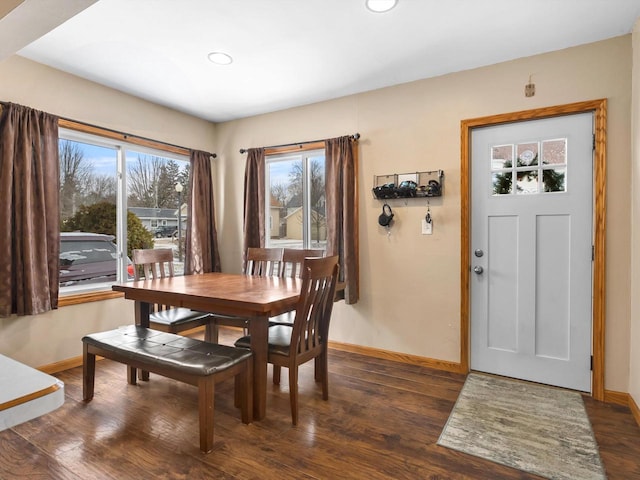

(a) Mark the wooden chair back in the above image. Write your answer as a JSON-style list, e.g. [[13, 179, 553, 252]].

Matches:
[[209, 247, 284, 342], [132, 248, 175, 280], [131, 248, 214, 345], [290, 256, 339, 359], [245, 247, 284, 277], [280, 248, 324, 278]]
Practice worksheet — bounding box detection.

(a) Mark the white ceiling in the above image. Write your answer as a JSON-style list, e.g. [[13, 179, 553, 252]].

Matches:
[[9, 0, 640, 123], [0, 0, 97, 62]]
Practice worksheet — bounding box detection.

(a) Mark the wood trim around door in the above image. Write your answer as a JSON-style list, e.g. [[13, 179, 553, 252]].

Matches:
[[460, 99, 607, 401]]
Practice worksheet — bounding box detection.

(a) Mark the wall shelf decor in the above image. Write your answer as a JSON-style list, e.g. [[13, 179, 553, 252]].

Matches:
[[372, 170, 444, 199]]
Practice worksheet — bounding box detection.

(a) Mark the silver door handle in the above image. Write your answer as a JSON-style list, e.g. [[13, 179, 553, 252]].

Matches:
[[473, 266, 484, 274]]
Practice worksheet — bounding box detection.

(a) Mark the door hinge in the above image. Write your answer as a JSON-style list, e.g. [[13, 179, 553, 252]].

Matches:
[[590, 355, 593, 371], [592, 245, 595, 261], [593, 134, 596, 151]]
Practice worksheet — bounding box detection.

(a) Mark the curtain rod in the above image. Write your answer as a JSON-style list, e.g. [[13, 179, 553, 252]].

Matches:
[[58, 115, 218, 159], [0, 101, 217, 159], [239, 133, 360, 154]]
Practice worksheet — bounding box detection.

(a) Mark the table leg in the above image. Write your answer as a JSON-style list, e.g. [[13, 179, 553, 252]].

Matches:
[[134, 301, 151, 381], [134, 300, 150, 328], [249, 315, 268, 420]]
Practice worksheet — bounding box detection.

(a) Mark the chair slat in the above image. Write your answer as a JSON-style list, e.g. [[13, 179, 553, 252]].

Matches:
[[245, 247, 284, 277], [280, 248, 324, 278]]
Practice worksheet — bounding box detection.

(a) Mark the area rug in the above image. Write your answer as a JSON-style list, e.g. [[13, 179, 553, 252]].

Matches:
[[437, 373, 606, 480]]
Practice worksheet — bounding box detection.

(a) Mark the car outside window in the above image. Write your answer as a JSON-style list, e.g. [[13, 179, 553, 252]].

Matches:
[[59, 232, 134, 289]]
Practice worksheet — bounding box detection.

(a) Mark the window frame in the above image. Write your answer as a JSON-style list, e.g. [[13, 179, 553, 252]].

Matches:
[[57, 120, 191, 306], [264, 143, 326, 250]]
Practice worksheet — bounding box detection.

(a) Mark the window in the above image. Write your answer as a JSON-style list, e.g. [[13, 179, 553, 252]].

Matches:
[[58, 128, 191, 295], [265, 149, 326, 250], [491, 139, 567, 195]]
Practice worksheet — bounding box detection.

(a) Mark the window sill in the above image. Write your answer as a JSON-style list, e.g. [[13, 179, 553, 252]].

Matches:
[[58, 290, 123, 307]]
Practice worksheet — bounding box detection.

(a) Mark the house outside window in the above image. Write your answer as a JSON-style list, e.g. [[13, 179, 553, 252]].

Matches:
[[265, 149, 326, 250], [58, 128, 190, 294]]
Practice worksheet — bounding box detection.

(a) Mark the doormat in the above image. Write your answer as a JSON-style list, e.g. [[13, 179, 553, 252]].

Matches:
[[437, 373, 606, 480]]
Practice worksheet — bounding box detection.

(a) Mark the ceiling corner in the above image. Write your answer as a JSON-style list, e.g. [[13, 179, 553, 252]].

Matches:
[[0, 0, 97, 62]]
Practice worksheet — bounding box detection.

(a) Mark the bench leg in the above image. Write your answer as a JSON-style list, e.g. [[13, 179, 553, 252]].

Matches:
[[127, 366, 137, 385], [82, 343, 95, 401], [198, 377, 215, 454]]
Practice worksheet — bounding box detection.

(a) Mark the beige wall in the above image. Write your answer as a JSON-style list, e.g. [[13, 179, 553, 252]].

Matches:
[[0, 37, 635, 394], [0, 55, 215, 152], [0, 55, 216, 368], [216, 36, 633, 392], [0, 298, 132, 367], [630, 22, 640, 408]]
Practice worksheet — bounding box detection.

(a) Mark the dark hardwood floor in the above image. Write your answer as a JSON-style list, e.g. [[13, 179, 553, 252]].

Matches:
[[2, 328, 639, 479]]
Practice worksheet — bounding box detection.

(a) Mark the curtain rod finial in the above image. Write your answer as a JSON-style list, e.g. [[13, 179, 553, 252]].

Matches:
[[353, 133, 360, 140], [240, 148, 247, 154]]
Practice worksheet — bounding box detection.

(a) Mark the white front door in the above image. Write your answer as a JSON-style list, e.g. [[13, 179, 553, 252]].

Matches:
[[470, 113, 593, 392]]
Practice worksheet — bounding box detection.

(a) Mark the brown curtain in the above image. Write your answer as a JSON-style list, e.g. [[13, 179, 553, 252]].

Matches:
[[325, 136, 359, 304], [185, 149, 221, 274], [0, 103, 60, 316], [242, 147, 265, 267]]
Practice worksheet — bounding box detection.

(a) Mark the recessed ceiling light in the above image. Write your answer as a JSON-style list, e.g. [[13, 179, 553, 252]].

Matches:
[[365, 0, 397, 13], [208, 52, 233, 65]]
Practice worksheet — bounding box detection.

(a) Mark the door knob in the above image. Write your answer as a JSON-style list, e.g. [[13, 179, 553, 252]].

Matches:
[[473, 266, 484, 274]]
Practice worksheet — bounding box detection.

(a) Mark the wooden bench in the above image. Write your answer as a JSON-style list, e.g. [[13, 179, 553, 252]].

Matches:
[[82, 325, 252, 453]]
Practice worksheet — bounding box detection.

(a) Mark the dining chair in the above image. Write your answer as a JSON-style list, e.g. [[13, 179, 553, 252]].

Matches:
[[209, 247, 285, 342], [132, 248, 214, 340], [245, 247, 284, 276], [269, 248, 325, 327], [279, 248, 325, 278], [234, 255, 339, 425]]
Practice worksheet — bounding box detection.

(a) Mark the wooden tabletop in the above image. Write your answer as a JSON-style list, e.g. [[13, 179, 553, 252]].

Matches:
[[112, 272, 301, 317]]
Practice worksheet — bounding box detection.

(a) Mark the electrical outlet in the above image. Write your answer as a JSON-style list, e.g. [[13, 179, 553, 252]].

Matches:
[[421, 219, 433, 235]]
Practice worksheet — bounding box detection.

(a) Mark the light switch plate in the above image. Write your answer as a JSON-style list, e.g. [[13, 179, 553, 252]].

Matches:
[[422, 219, 433, 235]]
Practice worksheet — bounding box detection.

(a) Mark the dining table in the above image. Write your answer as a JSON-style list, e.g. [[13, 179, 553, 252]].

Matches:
[[112, 272, 301, 420]]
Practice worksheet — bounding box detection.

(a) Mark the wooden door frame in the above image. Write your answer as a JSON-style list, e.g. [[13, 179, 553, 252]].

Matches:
[[460, 99, 607, 401]]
